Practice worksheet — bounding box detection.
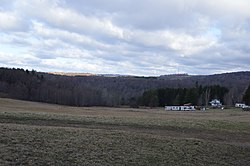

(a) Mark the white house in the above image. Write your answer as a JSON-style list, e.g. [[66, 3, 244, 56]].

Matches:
[[235, 103, 246, 108], [165, 106, 195, 111], [210, 99, 222, 108]]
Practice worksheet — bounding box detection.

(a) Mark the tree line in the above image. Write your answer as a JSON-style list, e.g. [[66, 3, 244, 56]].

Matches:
[[0, 67, 249, 107], [137, 85, 229, 107]]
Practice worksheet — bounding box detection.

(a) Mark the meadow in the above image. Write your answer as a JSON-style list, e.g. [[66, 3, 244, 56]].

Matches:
[[0, 98, 250, 165]]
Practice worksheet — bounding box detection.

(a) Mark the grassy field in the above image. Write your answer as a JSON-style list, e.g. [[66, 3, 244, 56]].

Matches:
[[0, 98, 250, 165]]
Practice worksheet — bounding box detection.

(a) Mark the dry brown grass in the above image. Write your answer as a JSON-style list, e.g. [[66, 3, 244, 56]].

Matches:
[[1, 97, 250, 121], [0, 98, 250, 165]]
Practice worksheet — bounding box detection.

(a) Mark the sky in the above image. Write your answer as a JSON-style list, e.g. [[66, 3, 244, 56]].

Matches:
[[0, 0, 250, 76]]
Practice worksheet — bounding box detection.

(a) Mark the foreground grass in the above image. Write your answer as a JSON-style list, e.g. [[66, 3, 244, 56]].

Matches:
[[1, 111, 250, 133], [0, 98, 250, 165], [1, 123, 249, 166]]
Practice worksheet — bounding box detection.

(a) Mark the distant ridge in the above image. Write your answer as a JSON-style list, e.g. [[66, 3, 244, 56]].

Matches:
[[47, 72, 133, 77], [0, 67, 250, 107], [46, 71, 250, 78], [48, 72, 95, 77]]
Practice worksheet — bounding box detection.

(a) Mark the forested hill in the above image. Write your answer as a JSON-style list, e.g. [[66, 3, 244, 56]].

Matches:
[[0, 67, 249, 107]]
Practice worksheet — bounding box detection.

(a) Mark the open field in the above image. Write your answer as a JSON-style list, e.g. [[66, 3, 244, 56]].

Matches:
[[0, 98, 250, 165]]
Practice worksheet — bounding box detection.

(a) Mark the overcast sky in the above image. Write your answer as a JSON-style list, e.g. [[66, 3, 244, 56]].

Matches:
[[0, 0, 250, 76]]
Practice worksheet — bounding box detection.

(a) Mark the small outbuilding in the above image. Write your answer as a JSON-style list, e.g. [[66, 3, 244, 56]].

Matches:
[[242, 105, 250, 111]]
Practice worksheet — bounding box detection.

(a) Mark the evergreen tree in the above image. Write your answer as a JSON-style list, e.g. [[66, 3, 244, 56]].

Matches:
[[149, 95, 159, 108], [243, 84, 250, 105], [157, 88, 166, 106]]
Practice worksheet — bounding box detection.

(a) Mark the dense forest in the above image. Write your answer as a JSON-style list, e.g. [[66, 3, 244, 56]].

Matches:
[[138, 85, 229, 107], [243, 84, 250, 105], [0, 67, 249, 107]]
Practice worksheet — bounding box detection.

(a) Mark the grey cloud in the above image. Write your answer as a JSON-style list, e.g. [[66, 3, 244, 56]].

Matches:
[[65, 0, 199, 30], [0, 0, 250, 75]]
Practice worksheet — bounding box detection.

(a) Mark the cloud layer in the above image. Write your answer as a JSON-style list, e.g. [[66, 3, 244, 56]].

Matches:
[[0, 0, 250, 75]]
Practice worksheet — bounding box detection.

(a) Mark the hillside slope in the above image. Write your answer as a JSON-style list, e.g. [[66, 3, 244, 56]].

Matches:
[[0, 67, 249, 106]]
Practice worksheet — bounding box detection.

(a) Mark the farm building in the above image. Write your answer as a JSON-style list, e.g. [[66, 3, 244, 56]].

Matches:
[[165, 106, 195, 111], [235, 103, 246, 108], [210, 99, 222, 108], [242, 105, 250, 111]]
